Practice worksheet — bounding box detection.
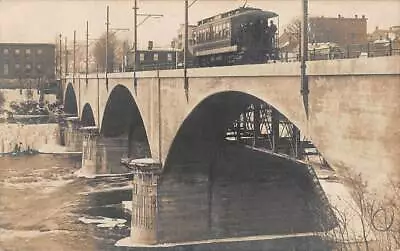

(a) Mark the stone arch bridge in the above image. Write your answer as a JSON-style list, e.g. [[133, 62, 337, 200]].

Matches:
[[63, 56, 400, 245]]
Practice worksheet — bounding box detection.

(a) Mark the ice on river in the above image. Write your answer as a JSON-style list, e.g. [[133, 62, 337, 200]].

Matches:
[[79, 216, 127, 228]]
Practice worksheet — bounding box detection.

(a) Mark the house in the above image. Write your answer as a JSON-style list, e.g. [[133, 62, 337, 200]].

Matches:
[[0, 43, 55, 82]]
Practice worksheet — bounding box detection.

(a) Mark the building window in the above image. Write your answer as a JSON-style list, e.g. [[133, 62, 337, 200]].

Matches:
[[140, 53, 145, 61], [25, 48, 31, 55], [15, 63, 20, 70], [25, 64, 32, 70], [167, 53, 172, 61], [153, 53, 158, 61], [4, 64, 9, 75], [3, 48, 9, 55], [37, 49, 43, 55], [15, 49, 20, 55]]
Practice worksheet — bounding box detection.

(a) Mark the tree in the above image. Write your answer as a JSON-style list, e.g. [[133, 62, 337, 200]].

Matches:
[[282, 17, 302, 47], [92, 32, 118, 72]]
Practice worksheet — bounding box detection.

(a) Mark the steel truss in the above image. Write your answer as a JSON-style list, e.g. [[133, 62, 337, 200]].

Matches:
[[225, 102, 327, 164]]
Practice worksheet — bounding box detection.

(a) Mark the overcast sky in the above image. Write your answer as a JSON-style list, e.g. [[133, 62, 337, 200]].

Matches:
[[0, 0, 399, 48]]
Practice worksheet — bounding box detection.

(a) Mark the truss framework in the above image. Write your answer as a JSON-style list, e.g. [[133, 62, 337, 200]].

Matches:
[[225, 102, 328, 167]]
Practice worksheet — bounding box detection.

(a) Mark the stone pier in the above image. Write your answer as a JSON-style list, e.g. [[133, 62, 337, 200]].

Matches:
[[98, 143, 108, 174], [78, 126, 99, 178], [130, 158, 162, 245], [64, 117, 82, 152]]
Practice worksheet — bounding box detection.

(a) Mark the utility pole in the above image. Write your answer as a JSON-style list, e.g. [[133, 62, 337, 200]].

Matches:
[[184, 0, 189, 99], [105, 5, 110, 89], [73, 30, 76, 82], [86, 21, 89, 82], [299, 0, 309, 158], [131, 1, 162, 92], [106, 5, 110, 74], [64, 37, 68, 76], [300, 0, 309, 98], [133, 0, 138, 91], [59, 34, 62, 79]]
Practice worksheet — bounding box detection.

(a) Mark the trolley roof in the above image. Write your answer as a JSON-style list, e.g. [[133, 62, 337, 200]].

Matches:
[[197, 7, 278, 26]]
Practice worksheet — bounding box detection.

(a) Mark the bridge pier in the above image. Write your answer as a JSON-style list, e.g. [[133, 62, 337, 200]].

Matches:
[[98, 143, 108, 174], [64, 117, 82, 152], [79, 126, 99, 178], [129, 158, 161, 245]]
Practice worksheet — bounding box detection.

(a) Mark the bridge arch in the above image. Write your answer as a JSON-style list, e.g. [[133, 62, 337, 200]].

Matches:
[[164, 90, 311, 170], [100, 84, 151, 158], [158, 90, 335, 242], [81, 103, 96, 127], [64, 82, 78, 115]]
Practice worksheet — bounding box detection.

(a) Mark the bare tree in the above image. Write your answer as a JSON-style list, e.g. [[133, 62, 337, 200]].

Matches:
[[282, 17, 302, 47], [92, 32, 118, 72]]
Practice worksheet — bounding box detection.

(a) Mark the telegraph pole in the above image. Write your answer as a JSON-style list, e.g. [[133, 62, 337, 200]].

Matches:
[[86, 21, 89, 82], [64, 37, 68, 76], [105, 5, 110, 89], [133, 0, 137, 91], [184, 0, 189, 99], [59, 34, 62, 79], [300, 0, 309, 98], [298, 0, 309, 158], [73, 30, 76, 82], [106, 5, 110, 74]]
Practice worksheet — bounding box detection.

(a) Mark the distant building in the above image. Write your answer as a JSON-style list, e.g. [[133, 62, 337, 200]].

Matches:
[[0, 43, 55, 82], [280, 14, 368, 53], [171, 24, 196, 51], [368, 25, 400, 42], [309, 15, 368, 46], [125, 41, 180, 71], [170, 24, 197, 65]]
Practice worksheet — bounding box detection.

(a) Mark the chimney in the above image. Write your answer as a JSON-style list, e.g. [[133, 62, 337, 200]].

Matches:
[[355, 14, 358, 19], [362, 15, 365, 19], [376, 26, 379, 31], [338, 14, 341, 18], [148, 41, 153, 50]]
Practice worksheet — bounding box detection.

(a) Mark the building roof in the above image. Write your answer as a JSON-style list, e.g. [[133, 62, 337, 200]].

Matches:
[[197, 7, 278, 26], [0, 43, 55, 46], [129, 48, 180, 53]]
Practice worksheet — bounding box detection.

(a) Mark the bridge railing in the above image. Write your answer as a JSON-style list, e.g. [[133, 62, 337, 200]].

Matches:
[[280, 40, 400, 62], [78, 40, 400, 75]]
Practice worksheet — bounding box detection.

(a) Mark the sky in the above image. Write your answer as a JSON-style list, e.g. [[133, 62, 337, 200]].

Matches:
[[0, 0, 399, 48]]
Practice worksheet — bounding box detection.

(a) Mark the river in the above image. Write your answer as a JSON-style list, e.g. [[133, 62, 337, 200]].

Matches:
[[0, 145, 134, 251]]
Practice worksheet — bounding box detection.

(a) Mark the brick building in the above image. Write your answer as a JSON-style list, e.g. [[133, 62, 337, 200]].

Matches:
[[280, 14, 368, 52], [125, 42, 180, 71], [309, 15, 368, 46], [368, 25, 400, 42], [0, 43, 55, 82]]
